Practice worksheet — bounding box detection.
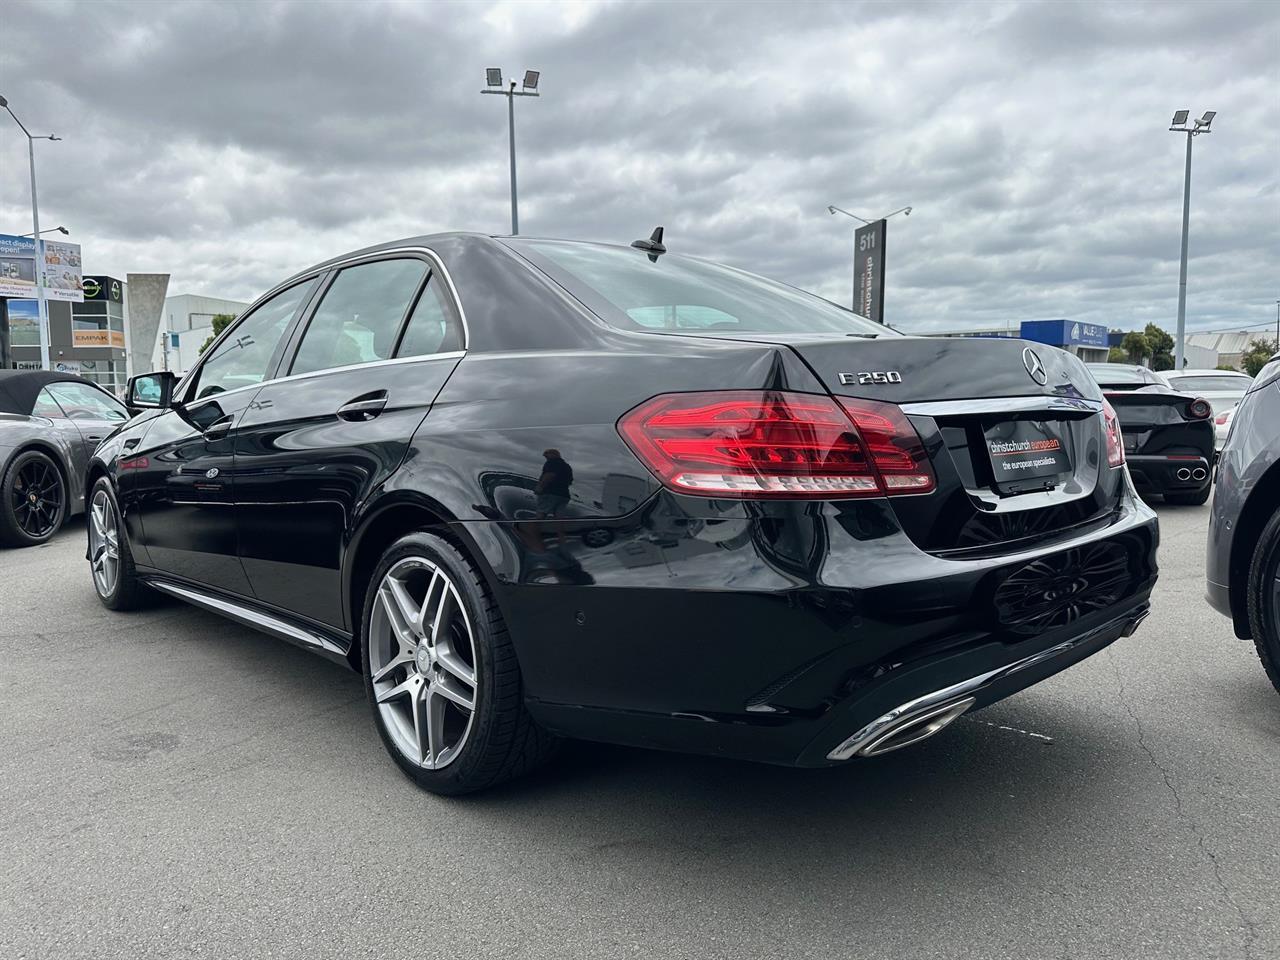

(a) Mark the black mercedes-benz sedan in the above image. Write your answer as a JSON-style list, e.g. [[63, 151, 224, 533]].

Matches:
[[86, 232, 1159, 793]]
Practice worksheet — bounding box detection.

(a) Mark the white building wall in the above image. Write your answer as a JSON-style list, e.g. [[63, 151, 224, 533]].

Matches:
[[150, 292, 249, 374]]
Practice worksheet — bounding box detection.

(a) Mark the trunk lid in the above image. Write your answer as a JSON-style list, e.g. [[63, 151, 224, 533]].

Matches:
[[739, 334, 1122, 557]]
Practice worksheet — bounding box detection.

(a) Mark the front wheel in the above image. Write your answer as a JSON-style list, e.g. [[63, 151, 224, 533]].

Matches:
[[88, 478, 150, 610], [361, 531, 559, 794], [1246, 508, 1280, 695]]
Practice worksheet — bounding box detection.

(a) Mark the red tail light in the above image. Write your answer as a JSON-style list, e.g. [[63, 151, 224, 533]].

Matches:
[[1214, 411, 1231, 426], [617, 391, 935, 499], [1186, 398, 1212, 420], [1102, 397, 1125, 468]]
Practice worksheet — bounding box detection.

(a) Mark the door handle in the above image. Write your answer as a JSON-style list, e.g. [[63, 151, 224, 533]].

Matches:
[[203, 415, 235, 441], [337, 392, 388, 422]]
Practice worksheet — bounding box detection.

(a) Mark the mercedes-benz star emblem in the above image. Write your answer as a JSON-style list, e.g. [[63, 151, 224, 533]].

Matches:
[[1022, 347, 1048, 385]]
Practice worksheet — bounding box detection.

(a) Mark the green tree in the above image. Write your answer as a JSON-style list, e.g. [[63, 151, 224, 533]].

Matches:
[[199, 313, 238, 355], [1143, 323, 1175, 371], [1108, 346, 1129, 363], [1121, 331, 1150, 364], [1241, 337, 1280, 378]]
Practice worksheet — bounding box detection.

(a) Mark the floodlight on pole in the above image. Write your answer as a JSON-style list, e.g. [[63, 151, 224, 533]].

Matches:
[[1168, 108, 1215, 370], [481, 67, 541, 235], [20, 225, 69, 237], [1, 91, 60, 371]]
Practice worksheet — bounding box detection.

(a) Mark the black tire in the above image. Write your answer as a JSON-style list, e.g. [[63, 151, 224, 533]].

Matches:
[[1246, 507, 1280, 696], [88, 477, 151, 611], [1166, 485, 1212, 506], [0, 449, 66, 547], [360, 531, 559, 794]]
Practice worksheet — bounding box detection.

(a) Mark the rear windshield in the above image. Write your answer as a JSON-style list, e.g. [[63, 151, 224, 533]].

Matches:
[[509, 239, 891, 337], [1087, 365, 1152, 388], [1165, 375, 1251, 392]]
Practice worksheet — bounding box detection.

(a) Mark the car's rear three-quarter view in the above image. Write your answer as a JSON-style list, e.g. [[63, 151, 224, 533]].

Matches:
[[86, 232, 1160, 794]]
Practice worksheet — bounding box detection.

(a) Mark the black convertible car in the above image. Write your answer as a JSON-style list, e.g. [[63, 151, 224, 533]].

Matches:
[[87, 232, 1159, 793], [1087, 363, 1214, 505], [0, 370, 129, 546]]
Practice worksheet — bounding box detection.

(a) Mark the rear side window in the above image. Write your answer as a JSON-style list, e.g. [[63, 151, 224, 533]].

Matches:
[[191, 279, 316, 399], [396, 276, 463, 358], [291, 259, 427, 376], [509, 239, 889, 337], [32, 388, 64, 418]]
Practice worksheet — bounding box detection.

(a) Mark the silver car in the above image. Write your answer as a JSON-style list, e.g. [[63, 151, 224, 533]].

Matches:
[[1165, 368, 1253, 419], [1206, 354, 1280, 693], [0, 371, 129, 547]]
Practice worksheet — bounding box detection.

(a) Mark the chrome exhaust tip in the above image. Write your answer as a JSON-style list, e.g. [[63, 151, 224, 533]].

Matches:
[[828, 695, 976, 761], [1191, 467, 1207, 481], [1175, 468, 1191, 480]]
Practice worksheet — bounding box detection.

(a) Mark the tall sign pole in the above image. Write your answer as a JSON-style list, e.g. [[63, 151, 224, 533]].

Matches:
[[852, 219, 888, 323]]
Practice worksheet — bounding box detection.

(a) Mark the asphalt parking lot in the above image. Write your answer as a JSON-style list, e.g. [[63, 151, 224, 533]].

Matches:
[[2, 502, 1278, 960]]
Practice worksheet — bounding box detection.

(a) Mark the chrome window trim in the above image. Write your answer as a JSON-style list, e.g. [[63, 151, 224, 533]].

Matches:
[[174, 245, 469, 405], [900, 396, 1103, 418], [177, 351, 467, 408]]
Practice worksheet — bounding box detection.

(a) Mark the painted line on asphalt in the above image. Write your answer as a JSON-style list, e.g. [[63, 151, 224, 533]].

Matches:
[[963, 717, 1055, 743]]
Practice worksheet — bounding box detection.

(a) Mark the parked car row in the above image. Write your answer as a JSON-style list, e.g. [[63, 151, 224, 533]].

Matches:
[[0, 231, 1271, 795]]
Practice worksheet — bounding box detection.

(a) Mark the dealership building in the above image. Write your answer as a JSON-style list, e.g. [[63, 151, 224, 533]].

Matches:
[[936, 319, 1111, 363]]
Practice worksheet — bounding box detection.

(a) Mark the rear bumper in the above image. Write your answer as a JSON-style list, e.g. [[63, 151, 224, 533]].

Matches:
[[1126, 454, 1211, 496], [467, 487, 1159, 766]]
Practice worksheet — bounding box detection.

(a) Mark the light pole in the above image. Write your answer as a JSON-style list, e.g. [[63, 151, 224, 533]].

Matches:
[[1168, 109, 1215, 371], [20, 226, 69, 237], [1, 93, 61, 371], [481, 68, 540, 235]]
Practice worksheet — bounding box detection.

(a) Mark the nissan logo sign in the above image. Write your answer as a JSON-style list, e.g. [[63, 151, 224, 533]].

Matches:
[[1022, 347, 1048, 385]]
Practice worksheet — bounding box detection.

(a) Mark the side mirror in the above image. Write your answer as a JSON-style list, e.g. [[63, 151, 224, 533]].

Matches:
[[126, 371, 177, 413]]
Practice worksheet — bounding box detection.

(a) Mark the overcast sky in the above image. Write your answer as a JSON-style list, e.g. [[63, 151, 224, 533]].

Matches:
[[2, 0, 1277, 334]]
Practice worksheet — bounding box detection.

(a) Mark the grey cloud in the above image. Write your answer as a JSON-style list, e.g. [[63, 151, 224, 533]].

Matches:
[[0, 0, 1276, 337]]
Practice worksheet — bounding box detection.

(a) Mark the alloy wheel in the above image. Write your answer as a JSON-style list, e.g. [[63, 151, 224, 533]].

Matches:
[[11, 458, 63, 539], [89, 489, 120, 596], [368, 557, 479, 770]]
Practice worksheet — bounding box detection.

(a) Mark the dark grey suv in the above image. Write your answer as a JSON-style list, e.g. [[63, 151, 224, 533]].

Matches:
[[1207, 354, 1280, 691]]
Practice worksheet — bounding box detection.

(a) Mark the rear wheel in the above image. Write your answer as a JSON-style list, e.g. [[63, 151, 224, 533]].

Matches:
[[361, 531, 558, 794], [0, 449, 66, 547], [1166, 485, 1211, 506], [1246, 508, 1280, 695]]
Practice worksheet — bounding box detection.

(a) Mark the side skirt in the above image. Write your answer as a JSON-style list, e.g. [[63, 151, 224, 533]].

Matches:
[[142, 577, 355, 669]]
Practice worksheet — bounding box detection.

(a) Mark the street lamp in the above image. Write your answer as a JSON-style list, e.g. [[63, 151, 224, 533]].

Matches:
[[481, 68, 540, 235], [1, 93, 61, 371], [827, 205, 912, 224], [1169, 109, 1215, 370], [20, 226, 69, 237]]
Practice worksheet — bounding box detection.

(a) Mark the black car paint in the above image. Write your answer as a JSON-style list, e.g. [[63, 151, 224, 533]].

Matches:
[[87, 233, 1159, 766], [1104, 390, 1214, 500]]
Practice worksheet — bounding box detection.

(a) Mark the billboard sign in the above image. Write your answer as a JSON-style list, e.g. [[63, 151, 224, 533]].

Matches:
[[72, 329, 126, 348], [852, 219, 887, 323], [0, 233, 83, 302], [82, 275, 123, 303]]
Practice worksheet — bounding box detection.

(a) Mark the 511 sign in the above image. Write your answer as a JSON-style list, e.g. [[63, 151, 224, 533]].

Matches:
[[852, 219, 887, 324]]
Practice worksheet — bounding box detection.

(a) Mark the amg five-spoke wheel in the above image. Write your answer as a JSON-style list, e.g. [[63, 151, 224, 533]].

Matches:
[[89, 488, 120, 596], [361, 532, 558, 794], [369, 556, 479, 770]]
